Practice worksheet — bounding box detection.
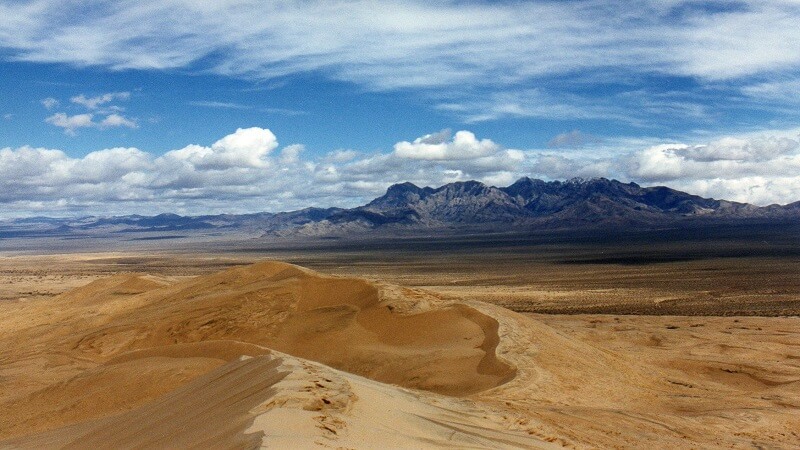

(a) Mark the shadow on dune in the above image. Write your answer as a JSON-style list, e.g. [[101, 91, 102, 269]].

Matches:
[[69, 261, 516, 396]]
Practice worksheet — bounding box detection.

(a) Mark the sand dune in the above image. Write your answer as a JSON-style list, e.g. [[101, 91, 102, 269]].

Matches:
[[1, 260, 798, 448], [0, 262, 531, 447], [56, 262, 514, 395]]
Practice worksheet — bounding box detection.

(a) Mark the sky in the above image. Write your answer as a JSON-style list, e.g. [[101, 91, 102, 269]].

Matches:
[[1, 0, 800, 217]]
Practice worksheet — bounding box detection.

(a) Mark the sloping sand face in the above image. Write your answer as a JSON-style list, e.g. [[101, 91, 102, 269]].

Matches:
[[65, 261, 515, 396], [0, 261, 519, 445], [4, 348, 550, 450]]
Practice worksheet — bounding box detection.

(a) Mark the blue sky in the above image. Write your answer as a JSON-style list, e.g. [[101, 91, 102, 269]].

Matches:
[[1, 0, 800, 217]]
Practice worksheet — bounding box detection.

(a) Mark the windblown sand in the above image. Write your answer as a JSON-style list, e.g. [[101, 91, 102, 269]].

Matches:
[[0, 259, 798, 448]]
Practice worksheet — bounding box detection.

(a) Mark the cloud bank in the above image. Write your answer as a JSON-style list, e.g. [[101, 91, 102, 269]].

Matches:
[[1, 128, 798, 217]]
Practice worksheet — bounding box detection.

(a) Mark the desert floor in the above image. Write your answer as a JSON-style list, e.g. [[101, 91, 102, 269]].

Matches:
[[0, 239, 798, 448]]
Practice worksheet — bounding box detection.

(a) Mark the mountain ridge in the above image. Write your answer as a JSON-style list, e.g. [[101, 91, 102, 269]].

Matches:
[[1, 177, 798, 239]]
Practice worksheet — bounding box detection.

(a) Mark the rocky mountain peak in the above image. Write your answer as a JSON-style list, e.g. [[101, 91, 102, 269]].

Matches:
[[385, 182, 421, 195]]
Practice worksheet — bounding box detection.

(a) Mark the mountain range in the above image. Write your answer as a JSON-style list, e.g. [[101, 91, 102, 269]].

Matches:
[[2, 178, 799, 240]]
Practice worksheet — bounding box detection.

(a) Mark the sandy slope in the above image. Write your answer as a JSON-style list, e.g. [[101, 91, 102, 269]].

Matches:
[[55, 261, 513, 395], [0, 262, 538, 448], [1, 261, 798, 448], [6, 346, 552, 449]]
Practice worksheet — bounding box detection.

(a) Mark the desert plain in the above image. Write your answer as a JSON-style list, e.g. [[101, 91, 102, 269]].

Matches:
[[0, 225, 799, 449]]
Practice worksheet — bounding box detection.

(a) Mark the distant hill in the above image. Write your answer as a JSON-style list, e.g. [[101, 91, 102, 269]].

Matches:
[[1, 178, 798, 240]]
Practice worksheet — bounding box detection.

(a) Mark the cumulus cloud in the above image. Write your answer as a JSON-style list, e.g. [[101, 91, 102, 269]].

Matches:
[[1, 128, 799, 217], [71, 92, 130, 110], [100, 113, 138, 129], [630, 144, 691, 181], [45, 113, 95, 135], [324, 149, 358, 163], [532, 134, 800, 205], [45, 112, 137, 135], [394, 130, 500, 160], [0, 146, 66, 183], [205, 126, 278, 167], [678, 177, 800, 206], [41, 91, 136, 134], [0, 128, 531, 216], [629, 137, 800, 183], [279, 144, 303, 165], [0, 128, 287, 215], [683, 137, 798, 162], [68, 147, 151, 183]]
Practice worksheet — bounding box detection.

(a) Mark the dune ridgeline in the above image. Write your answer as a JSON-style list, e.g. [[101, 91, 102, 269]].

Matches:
[[0, 261, 549, 448]]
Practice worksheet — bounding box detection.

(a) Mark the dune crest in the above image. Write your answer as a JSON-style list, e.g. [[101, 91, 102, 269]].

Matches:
[[5, 347, 551, 449], [64, 261, 516, 396], [0, 261, 524, 446]]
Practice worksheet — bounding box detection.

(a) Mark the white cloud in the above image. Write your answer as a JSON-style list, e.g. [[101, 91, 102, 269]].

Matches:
[[742, 79, 800, 102], [45, 112, 95, 135], [42, 91, 136, 134], [2, 2, 798, 127], [71, 92, 130, 110], [156, 127, 279, 186], [68, 147, 151, 183], [630, 144, 691, 181], [279, 144, 303, 165], [629, 137, 800, 182], [481, 171, 517, 188], [671, 3, 800, 80], [1, 128, 799, 217], [0, 146, 66, 182], [100, 113, 138, 129], [684, 136, 798, 162], [529, 133, 800, 205], [0, 128, 529, 216], [45, 112, 138, 134], [209, 126, 278, 166], [678, 177, 800, 206], [1, 1, 799, 94], [394, 130, 499, 160], [324, 149, 358, 163]]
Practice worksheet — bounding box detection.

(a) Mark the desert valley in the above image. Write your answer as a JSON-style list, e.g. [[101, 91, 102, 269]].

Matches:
[[1, 180, 799, 448]]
